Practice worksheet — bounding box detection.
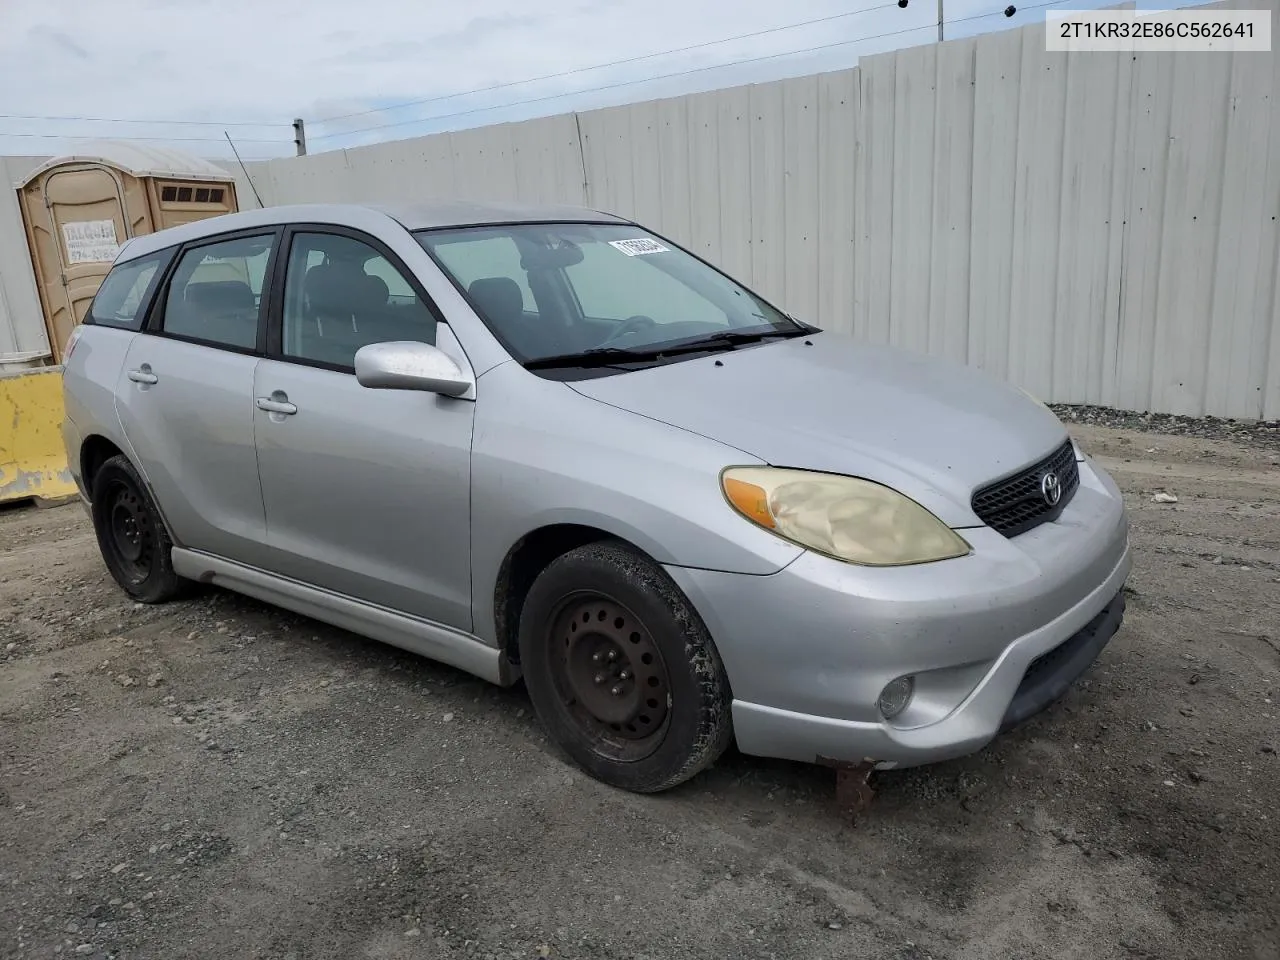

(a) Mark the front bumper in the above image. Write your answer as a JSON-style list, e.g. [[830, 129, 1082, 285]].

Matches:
[[665, 456, 1131, 769]]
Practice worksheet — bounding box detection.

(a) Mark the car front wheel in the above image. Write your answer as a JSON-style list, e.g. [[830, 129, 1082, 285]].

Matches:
[[518, 541, 733, 793]]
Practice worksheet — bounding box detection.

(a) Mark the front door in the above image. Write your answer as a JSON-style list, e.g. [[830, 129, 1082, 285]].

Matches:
[[116, 230, 278, 563], [252, 227, 474, 629]]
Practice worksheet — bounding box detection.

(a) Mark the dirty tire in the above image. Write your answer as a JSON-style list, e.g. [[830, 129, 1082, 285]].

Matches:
[[518, 541, 733, 793], [90, 454, 188, 604]]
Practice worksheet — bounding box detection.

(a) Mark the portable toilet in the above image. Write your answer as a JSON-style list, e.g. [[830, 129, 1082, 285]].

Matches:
[[16, 141, 239, 362]]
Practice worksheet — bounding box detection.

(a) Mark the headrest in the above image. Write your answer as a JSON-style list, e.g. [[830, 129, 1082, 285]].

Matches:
[[305, 260, 369, 316], [185, 279, 254, 312], [364, 273, 389, 307], [303, 263, 332, 302], [467, 276, 524, 324]]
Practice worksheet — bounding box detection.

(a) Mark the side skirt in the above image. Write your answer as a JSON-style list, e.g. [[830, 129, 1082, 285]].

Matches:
[[171, 548, 517, 686]]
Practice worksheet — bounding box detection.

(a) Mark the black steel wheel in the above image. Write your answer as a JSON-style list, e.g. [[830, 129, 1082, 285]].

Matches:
[[105, 482, 154, 583], [548, 593, 672, 762], [518, 541, 733, 793], [90, 455, 188, 604]]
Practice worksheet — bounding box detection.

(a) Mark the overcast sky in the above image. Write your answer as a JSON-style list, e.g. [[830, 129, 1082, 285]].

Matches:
[[1, 0, 1135, 161]]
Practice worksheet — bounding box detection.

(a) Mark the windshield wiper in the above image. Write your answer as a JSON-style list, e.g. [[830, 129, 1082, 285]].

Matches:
[[523, 328, 806, 371], [676, 328, 808, 350], [522, 346, 672, 370]]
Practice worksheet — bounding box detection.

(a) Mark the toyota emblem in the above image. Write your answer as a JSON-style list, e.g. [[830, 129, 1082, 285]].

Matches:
[[1040, 471, 1062, 506]]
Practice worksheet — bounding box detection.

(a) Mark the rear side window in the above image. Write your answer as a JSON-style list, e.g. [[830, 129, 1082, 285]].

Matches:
[[86, 250, 173, 330], [161, 234, 275, 350]]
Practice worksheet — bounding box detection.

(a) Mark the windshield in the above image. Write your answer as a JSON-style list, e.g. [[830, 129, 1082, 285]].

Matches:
[[414, 222, 804, 368]]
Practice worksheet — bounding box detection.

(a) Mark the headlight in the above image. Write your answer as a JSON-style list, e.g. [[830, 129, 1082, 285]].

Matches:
[[720, 467, 970, 566]]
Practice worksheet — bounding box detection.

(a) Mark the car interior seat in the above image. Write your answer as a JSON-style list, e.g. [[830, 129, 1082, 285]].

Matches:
[[180, 279, 257, 348]]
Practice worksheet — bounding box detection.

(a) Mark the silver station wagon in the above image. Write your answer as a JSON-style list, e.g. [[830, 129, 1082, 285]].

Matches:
[[61, 201, 1131, 794]]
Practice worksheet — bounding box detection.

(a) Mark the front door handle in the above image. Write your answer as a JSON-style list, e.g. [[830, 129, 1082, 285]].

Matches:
[[255, 396, 297, 415], [127, 368, 158, 385]]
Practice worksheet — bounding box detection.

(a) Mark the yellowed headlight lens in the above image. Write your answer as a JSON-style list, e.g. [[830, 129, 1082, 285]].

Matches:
[[720, 467, 970, 566]]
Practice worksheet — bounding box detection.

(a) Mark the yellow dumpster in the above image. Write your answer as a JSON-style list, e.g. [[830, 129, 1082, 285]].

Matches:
[[0, 367, 78, 505]]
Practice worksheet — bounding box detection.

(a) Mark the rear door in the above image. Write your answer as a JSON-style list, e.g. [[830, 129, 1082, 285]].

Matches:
[[115, 228, 280, 564], [61, 248, 174, 486]]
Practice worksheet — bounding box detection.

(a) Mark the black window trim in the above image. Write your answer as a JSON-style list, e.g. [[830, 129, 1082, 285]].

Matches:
[[264, 222, 449, 375], [142, 225, 285, 357], [84, 246, 178, 332]]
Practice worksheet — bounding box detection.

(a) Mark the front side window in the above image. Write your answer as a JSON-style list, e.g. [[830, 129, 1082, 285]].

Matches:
[[416, 223, 801, 368], [280, 231, 437, 369], [87, 250, 172, 330], [162, 234, 274, 349]]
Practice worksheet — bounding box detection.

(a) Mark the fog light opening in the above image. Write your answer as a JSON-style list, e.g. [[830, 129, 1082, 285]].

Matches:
[[878, 676, 915, 720]]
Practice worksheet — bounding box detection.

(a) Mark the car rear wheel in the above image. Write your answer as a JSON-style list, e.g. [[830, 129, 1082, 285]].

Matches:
[[518, 541, 733, 793], [91, 454, 188, 604]]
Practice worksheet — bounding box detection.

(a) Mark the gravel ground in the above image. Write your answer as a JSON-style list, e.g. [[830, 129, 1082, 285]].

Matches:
[[1, 419, 1278, 960], [1051, 404, 1280, 450]]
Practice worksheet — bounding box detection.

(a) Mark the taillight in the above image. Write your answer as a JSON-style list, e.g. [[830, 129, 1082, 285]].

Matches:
[[63, 325, 84, 363]]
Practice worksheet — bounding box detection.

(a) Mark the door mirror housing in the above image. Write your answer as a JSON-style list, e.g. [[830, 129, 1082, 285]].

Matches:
[[354, 341, 472, 397]]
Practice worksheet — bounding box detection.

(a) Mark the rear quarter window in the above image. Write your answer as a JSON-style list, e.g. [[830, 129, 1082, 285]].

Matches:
[[87, 249, 175, 330]]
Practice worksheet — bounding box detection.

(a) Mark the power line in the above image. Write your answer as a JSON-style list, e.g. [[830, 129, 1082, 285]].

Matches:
[[0, 113, 280, 128], [0, 0, 1069, 159], [311, 0, 1071, 146], [311, 1, 905, 127], [0, 131, 291, 144], [309, 31, 900, 142], [940, 0, 1077, 34]]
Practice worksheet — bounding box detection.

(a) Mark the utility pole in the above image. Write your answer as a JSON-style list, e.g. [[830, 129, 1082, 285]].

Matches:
[[937, 1, 1017, 43], [292, 118, 307, 156]]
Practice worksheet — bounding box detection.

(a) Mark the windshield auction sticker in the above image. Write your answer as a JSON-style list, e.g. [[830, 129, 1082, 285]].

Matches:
[[609, 238, 670, 256]]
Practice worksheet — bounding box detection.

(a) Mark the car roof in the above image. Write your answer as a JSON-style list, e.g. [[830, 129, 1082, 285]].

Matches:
[[114, 200, 633, 263], [371, 200, 632, 230]]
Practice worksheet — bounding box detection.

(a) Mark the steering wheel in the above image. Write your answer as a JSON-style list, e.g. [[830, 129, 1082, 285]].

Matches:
[[599, 314, 656, 346]]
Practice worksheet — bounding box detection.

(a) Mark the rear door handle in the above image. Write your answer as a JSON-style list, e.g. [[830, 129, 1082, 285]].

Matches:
[[127, 368, 158, 385], [255, 397, 297, 415]]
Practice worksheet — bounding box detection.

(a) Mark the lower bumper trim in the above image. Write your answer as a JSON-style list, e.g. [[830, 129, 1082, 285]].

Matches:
[[997, 589, 1126, 733]]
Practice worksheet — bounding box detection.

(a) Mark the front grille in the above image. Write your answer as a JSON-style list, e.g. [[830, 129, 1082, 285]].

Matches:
[[971, 439, 1079, 537]]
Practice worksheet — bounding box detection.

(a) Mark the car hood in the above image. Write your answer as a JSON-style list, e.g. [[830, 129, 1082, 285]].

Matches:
[[567, 331, 1069, 527]]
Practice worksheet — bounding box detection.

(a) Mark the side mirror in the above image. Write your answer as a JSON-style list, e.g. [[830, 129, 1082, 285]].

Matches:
[[354, 341, 472, 397]]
